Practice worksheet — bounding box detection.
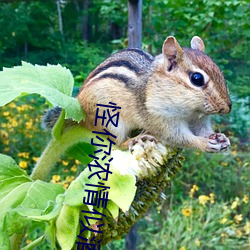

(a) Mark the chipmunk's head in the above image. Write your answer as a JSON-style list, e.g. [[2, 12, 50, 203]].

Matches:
[[158, 36, 232, 115]]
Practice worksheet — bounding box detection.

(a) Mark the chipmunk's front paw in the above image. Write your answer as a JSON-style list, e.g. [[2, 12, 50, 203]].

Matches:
[[206, 133, 230, 152], [129, 134, 156, 152]]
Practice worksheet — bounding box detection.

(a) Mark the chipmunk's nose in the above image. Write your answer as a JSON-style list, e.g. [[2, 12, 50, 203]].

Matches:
[[219, 101, 232, 114]]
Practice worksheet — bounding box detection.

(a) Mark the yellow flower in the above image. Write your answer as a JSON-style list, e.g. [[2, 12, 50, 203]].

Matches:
[[198, 195, 210, 206], [17, 105, 30, 112], [19, 161, 28, 169], [243, 195, 248, 204], [209, 193, 215, 204], [9, 102, 16, 108], [221, 162, 228, 167], [231, 197, 240, 209], [234, 214, 243, 224], [75, 159, 81, 165], [179, 247, 186, 250], [32, 157, 39, 162], [51, 175, 61, 183], [189, 184, 199, 197], [66, 176, 75, 182], [70, 165, 77, 172], [182, 207, 192, 217], [0, 130, 8, 138], [3, 138, 9, 145], [62, 160, 69, 166], [63, 182, 69, 189], [194, 238, 201, 247], [232, 150, 237, 156], [26, 121, 33, 129], [11, 119, 18, 127], [18, 152, 30, 159], [220, 217, 228, 224], [244, 221, 250, 234], [3, 111, 9, 116]]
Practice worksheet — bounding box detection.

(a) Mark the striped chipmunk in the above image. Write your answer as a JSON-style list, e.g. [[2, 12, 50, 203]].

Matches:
[[43, 36, 232, 153]]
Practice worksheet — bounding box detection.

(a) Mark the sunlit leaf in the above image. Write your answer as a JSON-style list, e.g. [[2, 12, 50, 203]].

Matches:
[[0, 62, 85, 121]]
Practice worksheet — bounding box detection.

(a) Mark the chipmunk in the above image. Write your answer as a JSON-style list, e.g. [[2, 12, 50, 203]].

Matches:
[[44, 36, 232, 153]]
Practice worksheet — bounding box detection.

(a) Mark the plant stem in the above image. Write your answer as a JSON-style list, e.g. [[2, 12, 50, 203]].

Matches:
[[11, 126, 93, 249], [30, 125, 93, 181], [10, 230, 25, 250]]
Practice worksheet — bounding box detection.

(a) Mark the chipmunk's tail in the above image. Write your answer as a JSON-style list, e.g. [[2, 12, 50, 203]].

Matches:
[[41, 106, 62, 130]]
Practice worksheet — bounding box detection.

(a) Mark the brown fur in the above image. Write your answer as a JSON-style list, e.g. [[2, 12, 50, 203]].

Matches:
[[77, 36, 231, 152]]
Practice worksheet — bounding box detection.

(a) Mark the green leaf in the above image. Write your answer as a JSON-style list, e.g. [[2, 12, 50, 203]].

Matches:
[[106, 168, 136, 212], [66, 141, 96, 165], [0, 176, 32, 200], [0, 62, 85, 122], [19, 181, 64, 213], [45, 220, 56, 249], [0, 154, 65, 244], [56, 205, 80, 250], [0, 182, 32, 215], [64, 167, 100, 207], [26, 200, 63, 222], [0, 231, 10, 250], [65, 149, 137, 212], [0, 154, 30, 181], [107, 200, 119, 219]]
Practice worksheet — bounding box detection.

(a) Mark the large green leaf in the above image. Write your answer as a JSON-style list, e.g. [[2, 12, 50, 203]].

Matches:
[[0, 62, 84, 121], [18, 181, 64, 215], [2, 182, 65, 237], [56, 205, 79, 250], [0, 154, 65, 248]]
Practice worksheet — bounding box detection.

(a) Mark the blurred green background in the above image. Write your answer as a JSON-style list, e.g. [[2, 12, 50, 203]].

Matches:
[[0, 0, 249, 249]]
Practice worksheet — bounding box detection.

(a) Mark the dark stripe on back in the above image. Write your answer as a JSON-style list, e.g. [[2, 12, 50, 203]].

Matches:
[[91, 60, 140, 79], [96, 73, 130, 85], [124, 48, 154, 62]]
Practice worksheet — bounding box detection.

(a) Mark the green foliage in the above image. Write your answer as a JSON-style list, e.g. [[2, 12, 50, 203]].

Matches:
[[0, 154, 64, 249], [138, 197, 249, 249], [0, 62, 84, 121], [0, 1, 249, 249], [142, 0, 250, 99], [0, 0, 249, 100]]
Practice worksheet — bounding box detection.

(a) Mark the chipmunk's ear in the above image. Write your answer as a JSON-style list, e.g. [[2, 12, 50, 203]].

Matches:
[[191, 36, 205, 52], [162, 36, 184, 63]]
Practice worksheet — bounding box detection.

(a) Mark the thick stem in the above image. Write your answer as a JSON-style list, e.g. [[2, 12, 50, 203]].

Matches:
[[30, 125, 93, 181], [11, 126, 93, 248]]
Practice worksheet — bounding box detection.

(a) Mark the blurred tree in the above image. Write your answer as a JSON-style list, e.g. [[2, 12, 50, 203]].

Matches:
[[128, 0, 142, 48], [0, 0, 248, 96]]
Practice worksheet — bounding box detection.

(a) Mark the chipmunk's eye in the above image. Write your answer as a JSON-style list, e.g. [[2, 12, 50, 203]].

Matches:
[[190, 72, 204, 87]]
